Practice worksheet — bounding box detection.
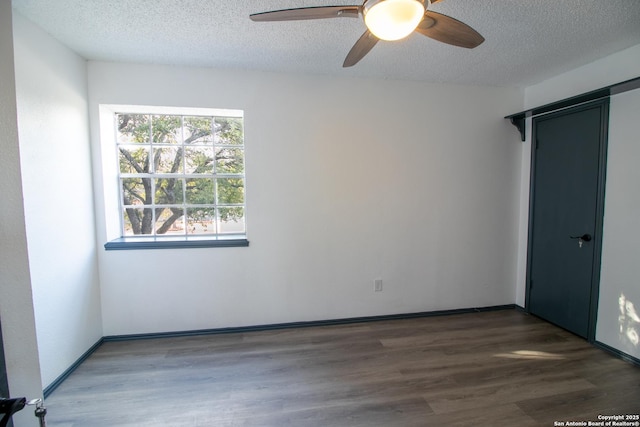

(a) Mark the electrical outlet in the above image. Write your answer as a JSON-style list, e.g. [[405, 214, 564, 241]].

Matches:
[[374, 279, 383, 292]]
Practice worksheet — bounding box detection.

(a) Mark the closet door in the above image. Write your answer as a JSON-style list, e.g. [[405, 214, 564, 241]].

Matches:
[[527, 101, 608, 339]]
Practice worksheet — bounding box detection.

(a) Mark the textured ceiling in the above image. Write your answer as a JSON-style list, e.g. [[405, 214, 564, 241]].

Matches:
[[11, 0, 640, 87]]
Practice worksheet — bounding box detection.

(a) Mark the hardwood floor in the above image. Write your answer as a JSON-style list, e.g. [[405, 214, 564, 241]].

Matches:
[[44, 310, 639, 426]]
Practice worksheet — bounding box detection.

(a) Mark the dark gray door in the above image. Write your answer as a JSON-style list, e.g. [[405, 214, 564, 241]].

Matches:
[[528, 101, 608, 339]]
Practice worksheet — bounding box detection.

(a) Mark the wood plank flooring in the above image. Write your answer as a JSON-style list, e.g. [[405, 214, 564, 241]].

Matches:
[[43, 310, 640, 426]]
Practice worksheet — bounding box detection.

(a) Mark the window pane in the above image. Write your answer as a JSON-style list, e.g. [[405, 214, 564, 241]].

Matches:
[[155, 207, 185, 235], [218, 207, 245, 234], [215, 147, 244, 174], [114, 109, 246, 240], [185, 147, 214, 174], [119, 146, 150, 173], [184, 117, 213, 144], [155, 178, 184, 205], [217, 178, 244, 205], [185, 178, 214, 204], [117, 114, 150, 144], [186, 208, 216, 235], [154, 146, 184, 174], [151, 115, 182, 144], [214, 117, 243, 145], [121, 178, 150, 206], [122, 207, 153, 236]]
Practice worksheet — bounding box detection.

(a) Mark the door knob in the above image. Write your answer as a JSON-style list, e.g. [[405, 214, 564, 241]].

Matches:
[[570, 233, 592, 242]]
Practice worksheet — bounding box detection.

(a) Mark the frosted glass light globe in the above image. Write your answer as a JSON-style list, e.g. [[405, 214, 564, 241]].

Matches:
[[364, 0, 426, 41]]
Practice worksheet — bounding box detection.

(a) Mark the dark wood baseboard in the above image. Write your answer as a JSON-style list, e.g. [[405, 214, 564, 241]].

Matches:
[[594, 340, 640, 367], [102, 304, 517, 342], [43, 338, 103, 398]]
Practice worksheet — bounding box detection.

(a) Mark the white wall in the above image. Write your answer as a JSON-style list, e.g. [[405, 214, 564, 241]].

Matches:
[[0, 1, 43, 425], [12, 13, 103, 388], [514, 118, 532, 308], [597, 90, 640, 359], [525, 44, 640, 109], [519, 43, 640, 359], [88, 62, 523, 335]]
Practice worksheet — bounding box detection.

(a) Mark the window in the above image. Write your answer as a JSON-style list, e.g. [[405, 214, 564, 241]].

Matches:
[[105, 109, 247, 249]]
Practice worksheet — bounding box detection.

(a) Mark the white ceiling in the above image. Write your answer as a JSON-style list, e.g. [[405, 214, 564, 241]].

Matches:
[[12, 0, 640, 87]]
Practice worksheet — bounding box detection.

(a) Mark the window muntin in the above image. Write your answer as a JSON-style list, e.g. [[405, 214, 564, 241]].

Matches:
[[115, 113, 245, 239]]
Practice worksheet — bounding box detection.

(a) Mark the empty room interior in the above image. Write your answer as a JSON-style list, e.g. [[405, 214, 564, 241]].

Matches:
[[1, 0, 640, 425]]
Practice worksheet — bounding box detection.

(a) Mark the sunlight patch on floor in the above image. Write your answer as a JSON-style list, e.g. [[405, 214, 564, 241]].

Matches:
[[492, 350, 566, 360]]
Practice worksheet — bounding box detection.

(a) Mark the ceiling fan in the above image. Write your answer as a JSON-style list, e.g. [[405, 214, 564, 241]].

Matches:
[[250, 0, 484, 67]]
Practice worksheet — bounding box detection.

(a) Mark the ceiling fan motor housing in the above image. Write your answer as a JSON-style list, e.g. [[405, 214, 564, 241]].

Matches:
[[363, 0, 429, 11]]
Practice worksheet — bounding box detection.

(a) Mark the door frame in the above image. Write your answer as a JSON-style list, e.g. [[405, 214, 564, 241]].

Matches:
[[0, 316, 9, 398], [524, 99, 610, 342]]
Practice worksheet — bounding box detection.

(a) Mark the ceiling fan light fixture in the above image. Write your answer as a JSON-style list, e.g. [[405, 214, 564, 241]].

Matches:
[[364, 0, 426, 41]]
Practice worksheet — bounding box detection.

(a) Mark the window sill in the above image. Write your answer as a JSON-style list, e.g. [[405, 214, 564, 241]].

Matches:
[[104, 236, 249, 251]]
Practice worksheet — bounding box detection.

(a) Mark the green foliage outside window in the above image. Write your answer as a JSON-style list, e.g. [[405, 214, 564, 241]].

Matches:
[[117, 113, 245, 237]]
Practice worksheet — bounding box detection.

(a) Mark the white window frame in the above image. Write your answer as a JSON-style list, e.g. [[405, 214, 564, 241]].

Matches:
[[98, 105, 249, 250]]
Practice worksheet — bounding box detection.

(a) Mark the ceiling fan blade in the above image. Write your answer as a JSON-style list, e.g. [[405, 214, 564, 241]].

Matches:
[[250, 6, 360, 22], [343, 30, 379, 67], [416, 11, 484, 48]]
